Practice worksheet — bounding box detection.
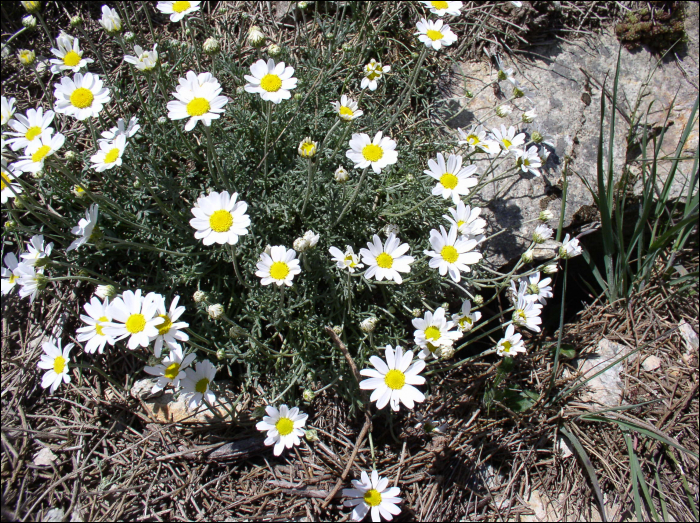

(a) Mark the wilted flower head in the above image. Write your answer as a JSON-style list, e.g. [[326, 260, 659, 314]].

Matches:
[[359, 317, 378, 333], [99, 5, 122, 35], [203, 37, 220, 55], [22, 15, 37, 29]]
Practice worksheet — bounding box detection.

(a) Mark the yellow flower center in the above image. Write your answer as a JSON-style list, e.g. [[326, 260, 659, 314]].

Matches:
[[53, 355, 66, 374], [440, 173, 458, 189], [270, 261, 290, 280], [501, 341, 512, 353], [441, 245, 459, 263], [195, 377, 209, 394], [1, 172, 10, 190], [515, 309, 527, 322], [426, 29, 443, 41], [364, 489, 382, 507], [366, 70, 380, 81], [467, 134, 479, 145], [63, 50, 82, 67], [157, 314, 172, 335], [299, 142, 316, 156], [8, 274, 18, 284], [31, 145, 51, 163], [275, 417, 294, 436], [339, 106, 354, 119], [527, 283, 540, 295], [456, 220, 465, 228], [376, 252, 393, 269], [428, 342, 439, 353], [502, 138, 512, 149], [164, 362, 181, 380], [95, 315, 109, 336], [459, 316, 473, 329], [260, 74, 282, 92], [425, 326, 441, 341], [362, 143, 383, 162], [173, 0, 191, 13], [344, 255, 357, 267], [104, 147, 120, 164], [431, 1, 449, 9], [25, 125, 43, 141], [384, 369, 405, 390], [209, 209, 233, 232], [125, 313, 146, 334], [70, 87, 94, 108], [186, 97, 210, 116]]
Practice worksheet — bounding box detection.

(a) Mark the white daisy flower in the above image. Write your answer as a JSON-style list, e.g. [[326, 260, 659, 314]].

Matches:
[[12, 132, 65, 174], [425, 153, 478, 204], [167, 71, 229, 131], [6, 106, 55, 152], [443, 201, 486, 238], [103, 290, 164, 350], [99, 5, 122, 34], [496, 324, 526, 358], [489, 124, 525, 153], [415, 18, 458, 50], [243, 58, 297, 104], [156, 1, 201, 22], [76, 296, 114, 354], [425, 225, 482, 283], [421, 0, 463, 16], [190, 190, 250, 245], [1, 253, 21, 295], [532, 224, 553, 244], [151, 294, 189, 358], [67, 203, 99, 252], [457, 125, 500, 155], [95, 284, 117, 300], [514, 145, 542, 176], [524, 272, 553, 304], [303, 230, 319, 249], [543, 263, 559, 274], [144, 346, 197, 393], [329, 245, 364, 273], [412, 307, 462, 359], [53, 72, 111, 121], [346, 131, 398, 174], [255, 245, 302, 286], [49, 32, 93, 74], [124, 44, 159, 72], [1, 161, 23, 204], [1, 96, 16, 126], [512, 293, 542, 332], [37, 339, 73, 393], [360, 345, 425, 411], [16, 263, 45, 302], [497, 67, 517, 85], [522, 108, 537, 123], [495, 105, 513, 118], [90, 134, 127, 172], [181, 359, 217, 409], [343, 469, 402, 522], [21, 234, 53, 266], [256, 404, 309, 456], [360, 59, 390, 91], [452, 299, 481, 332], [359, 233, 414, 284], [101, 116, 140, 141], [331, 95, 363, 121], [559, 234, 582, 259]]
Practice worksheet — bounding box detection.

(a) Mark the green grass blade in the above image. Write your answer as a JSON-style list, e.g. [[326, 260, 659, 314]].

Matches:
[[649, 211, 699, 251], [560, 425, 607, 522], [655, 469, 669, 522], [581, 246, 610, 299], [667, 448, 700, 520], [624, 431, 643, 521], [548, 259, 568, 392]]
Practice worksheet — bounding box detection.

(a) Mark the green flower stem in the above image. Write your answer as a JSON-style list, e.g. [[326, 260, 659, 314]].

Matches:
[[78, 26, 110, 79], [49, 275, 111, 286], [104, 237, 201, 256], [140, 1, 158, 47], [227, 244, 249, 288], [30, 66, 48, 99], [301, 157, 315, 216], [49, 261, 120, 287], [334, 166, 369, 226], [34, 10, 53, 46], [2, 28, 26, 48], [185, 19, 202, 71], [205, 125, 230, 192], [263, 101, 273, 184], [547, 258, 568, 394], [383, 194, 432, 218]]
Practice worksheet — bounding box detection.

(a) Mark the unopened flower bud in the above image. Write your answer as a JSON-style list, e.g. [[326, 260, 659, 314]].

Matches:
[[522, 249, 534, 263], [383, 224, 399, 236], [334, 165, 349, 183], [95, 284, 117, 299], [22, 15, 37, 29], [324, 31, 334, 40], [531, 131, 543, 143], [297, 1, 309, 9], [64, 150, 77, 162], [13, 198, 25, 209], [359, 317, 378, 333], [304, 429, 319, 442], [293, 93, 303, 101], [133, 179, 141, 188], [332, 325, 343, 335], [539, 210, 553, 222], [440, 346, 455, 360], [203, 37, 220, 54], [465, 89, 474, 98], [21, 1, 41, 14], [293, 237, 310, 252], [157, 116, 167, 124], [18, 49, 36, 66], [208, 303, 225, 319], [4, 221, 18, 231], [495, 105, 512, 118], [412, 308, 422, 317], [193, 290, 207, 303], [303, 230, 319, 249], [267, 43, 281, 56], [70, 15, 83, 28], [543, 263, 558, 274], [342, 42, 353, 52], [247, 25, 265, 47], [473, 295, 484, 306], [123, 31, 135, 43], [236, 86, 245, 95], [388, 306, 396, 314], [302, 389, 315, 402], [216, 348, 227, 360]]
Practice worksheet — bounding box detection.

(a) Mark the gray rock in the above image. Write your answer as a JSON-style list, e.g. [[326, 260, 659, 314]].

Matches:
[[577, 338, 631, 407]]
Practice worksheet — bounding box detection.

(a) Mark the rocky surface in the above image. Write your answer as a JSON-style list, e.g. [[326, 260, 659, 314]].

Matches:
[[444, 3, 699, 266], [576, 338, 630, 407]]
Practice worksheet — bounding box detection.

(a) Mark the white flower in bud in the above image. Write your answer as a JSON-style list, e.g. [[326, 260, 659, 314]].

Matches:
[[208, 303, 225, 319], [294, 93, 303, 101], [236, 86, 245, 95], [157, 116, 167, 124], [359, 317, 378, 333], [18, 49, 36, 66], [465, 90, 474, 98], [193, 290, 207, 303], [522, 109, 537, 123], [324, 31, 334, 40], [247, 25, 265, 47], [302, 389, 315, 402], [303, 230, 319, 249], [13, 198, 25, 209], [293, 237, 310, 252], [203, 37, 220, 54], [298, 137, 318, 158], [495, 105, 512, 118], [216, 348, 227, 360], [332, 325, 343, 335], [5, 221, 18, 231], [21, 1, 41, 14], [334, 165, 349, 183], [532, 224, 553, 244], [539, 209, 553, 222], [522, 249, 534, 263], [473, 295, 484, 305], [123, 31, 135, 43], [440, 346, 455, 359], [95, 284, 116, 299], [342, 43, 353, 52], [267, 43, 281, 56], [70, 15, 83, 28], [22, 15, 37, 29], [297, 1, 309, 9], [304, 429, 318, 441], [412, 308, 422, 317], [543, 263, 558, 274], [64, 150, 77, 162], [531, 131, 543, 143], [383, 223, 399, 236]]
